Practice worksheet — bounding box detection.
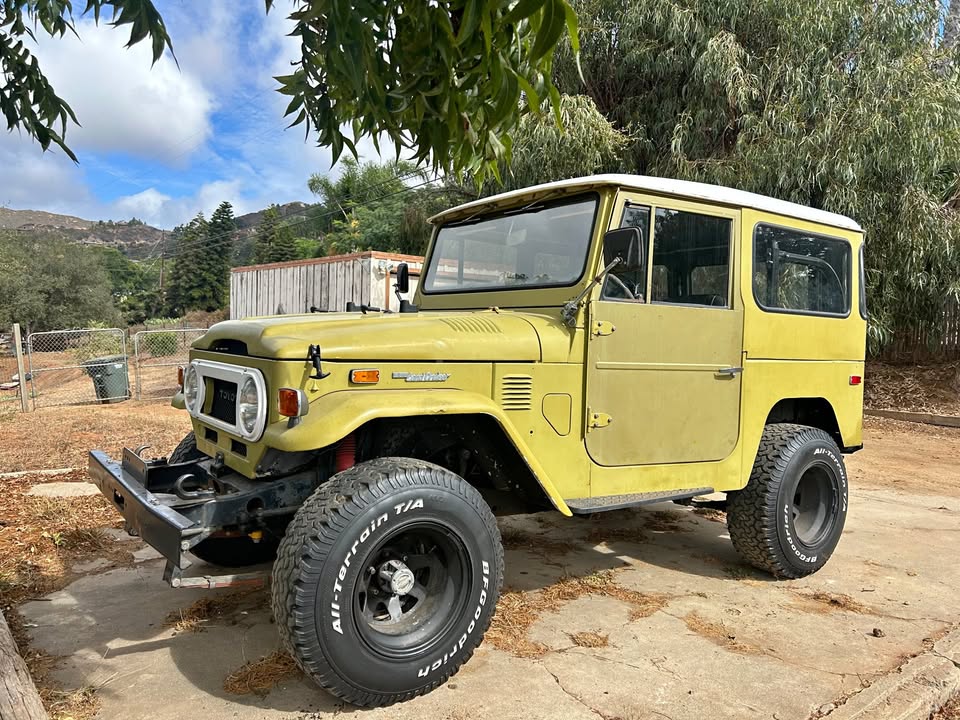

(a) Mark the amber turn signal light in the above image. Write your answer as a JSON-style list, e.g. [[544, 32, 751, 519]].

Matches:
[[278, 388, 309, 417], [177, 366, 184, 389], [350, 369, 380, 384]]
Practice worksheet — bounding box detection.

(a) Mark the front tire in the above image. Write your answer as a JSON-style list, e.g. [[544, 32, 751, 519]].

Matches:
[[271, 457, 503, 707], [727, 423, 848, 578]]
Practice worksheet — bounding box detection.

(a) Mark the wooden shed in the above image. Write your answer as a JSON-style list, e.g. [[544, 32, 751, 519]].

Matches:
[[230, 251, 424, 319]]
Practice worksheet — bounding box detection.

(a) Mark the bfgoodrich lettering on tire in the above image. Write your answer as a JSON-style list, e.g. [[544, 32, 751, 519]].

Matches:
[[271, 457, 503, 707], [726, 423, 848, 578]]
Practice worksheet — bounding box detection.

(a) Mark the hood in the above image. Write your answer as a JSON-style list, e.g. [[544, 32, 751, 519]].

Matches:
[[194, 310, 544, 362]]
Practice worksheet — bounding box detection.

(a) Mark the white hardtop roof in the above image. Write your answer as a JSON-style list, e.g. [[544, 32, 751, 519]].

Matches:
[[429, 174, 862, 233]]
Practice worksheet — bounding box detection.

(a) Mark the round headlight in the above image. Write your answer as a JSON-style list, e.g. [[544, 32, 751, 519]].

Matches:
[[183, 365, 200, 412], [237, 376, 259, 436]]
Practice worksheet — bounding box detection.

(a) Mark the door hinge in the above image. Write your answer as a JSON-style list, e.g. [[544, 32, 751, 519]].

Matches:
[[587, 409, 613, 431], [592, 320, 616, 337]]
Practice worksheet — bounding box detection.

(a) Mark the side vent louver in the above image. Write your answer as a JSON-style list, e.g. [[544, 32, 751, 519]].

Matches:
[[500, 375, 533, 411]]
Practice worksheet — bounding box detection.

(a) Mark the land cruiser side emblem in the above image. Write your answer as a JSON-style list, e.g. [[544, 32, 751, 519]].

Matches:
[[392, 372, 451, 383]]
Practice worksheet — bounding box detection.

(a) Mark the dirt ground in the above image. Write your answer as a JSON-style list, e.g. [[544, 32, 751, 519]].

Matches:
[[1, 405, 959, 719], [0, 401, 190, 473]]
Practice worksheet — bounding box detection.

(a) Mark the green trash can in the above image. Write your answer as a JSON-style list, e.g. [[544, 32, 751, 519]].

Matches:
[[82, 355, 130, 403]]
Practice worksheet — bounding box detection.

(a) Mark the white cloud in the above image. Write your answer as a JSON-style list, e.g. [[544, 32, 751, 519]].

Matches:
[[3, 3, 396, 231], [32, 19, 214, 163]]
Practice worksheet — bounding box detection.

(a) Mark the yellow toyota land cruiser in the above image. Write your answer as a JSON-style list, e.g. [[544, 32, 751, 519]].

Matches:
[[89, 174, 865, 706]]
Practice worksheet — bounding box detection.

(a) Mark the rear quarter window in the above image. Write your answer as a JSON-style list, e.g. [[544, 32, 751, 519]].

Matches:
[[753, 224, 851, 317]]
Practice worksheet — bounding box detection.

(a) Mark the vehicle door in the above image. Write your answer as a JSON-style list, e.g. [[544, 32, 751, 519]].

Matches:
[[585, 193, 744, 466]]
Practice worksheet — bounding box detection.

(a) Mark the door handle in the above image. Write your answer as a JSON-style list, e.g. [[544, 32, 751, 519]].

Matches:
[[716, 366, 743, 377]]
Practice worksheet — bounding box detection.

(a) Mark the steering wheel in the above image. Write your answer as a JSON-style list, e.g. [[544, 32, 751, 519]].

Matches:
[[605, 274, 637, 300]]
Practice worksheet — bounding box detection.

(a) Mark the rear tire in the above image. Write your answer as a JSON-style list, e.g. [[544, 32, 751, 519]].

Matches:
[[727, 423, 848, 578], [271, 457, 503, 707], [169, 432, 280, 568]]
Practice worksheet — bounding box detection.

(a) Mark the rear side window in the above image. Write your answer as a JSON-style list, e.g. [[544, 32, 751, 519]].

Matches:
[[753, 224, 851, 316]]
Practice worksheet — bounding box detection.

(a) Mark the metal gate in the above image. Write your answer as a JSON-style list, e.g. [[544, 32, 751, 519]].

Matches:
[[133, 328, 207, 400], [27, 328, 129, 408]]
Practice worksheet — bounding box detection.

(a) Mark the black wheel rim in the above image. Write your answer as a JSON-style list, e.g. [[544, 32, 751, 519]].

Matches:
[[352, 522, 470, 660], [791, 463, 838, 546]]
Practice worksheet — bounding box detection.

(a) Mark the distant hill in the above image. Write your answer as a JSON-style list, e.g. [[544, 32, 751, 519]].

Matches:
[[0, 207, 165, 259], [0, 207, 93, 231], [0, 201, 319, 262]]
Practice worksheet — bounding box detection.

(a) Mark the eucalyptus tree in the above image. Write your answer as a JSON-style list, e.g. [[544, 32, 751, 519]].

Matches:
[[553, 0, 960, 355]]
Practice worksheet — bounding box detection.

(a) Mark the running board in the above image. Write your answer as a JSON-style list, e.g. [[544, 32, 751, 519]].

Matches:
[[564, 488, 714, 515]]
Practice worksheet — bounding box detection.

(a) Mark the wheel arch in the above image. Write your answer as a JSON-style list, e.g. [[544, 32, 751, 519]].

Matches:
[[268, 389, 571, 516], [763, 397, 843, 447], [355, 413, 567, 517]]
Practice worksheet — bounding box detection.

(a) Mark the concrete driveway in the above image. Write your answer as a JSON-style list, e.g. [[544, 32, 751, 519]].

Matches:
[[22, 450, 960, 720]]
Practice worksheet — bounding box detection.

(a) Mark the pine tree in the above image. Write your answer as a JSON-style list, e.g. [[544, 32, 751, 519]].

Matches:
[[165, 213, 226, 313], [254, 205, 299, 264], [206, 201, 236, 305]]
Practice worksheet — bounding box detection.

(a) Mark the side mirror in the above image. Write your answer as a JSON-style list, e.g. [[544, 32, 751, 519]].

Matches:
[[602, 227, 643, 269], [395, 262, 410, 294]]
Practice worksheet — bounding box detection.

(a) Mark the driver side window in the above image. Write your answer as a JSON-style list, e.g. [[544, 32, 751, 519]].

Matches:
[[601, 204, 650, 301]]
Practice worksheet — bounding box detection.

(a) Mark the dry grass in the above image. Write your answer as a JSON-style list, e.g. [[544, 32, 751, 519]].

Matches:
[[0, 401, 191, 473], [0, 469, 139, 720], [44, 685, 101, 720], [864, 361, 960, 416], [683, 611, 760, 655], [645, 509, 692, 533], [569, 630, 609, 648], [583, 524, 649, 545], [486, 569, 669, 658], [499, 526, 577, 556], [692, 507, 727, 523], [164, 589, 266, 634], [5, 607, 102, 720], [791, 590, 870, 615], [0, 472, 133, 606], [933, 694, 960, 720], [224, 651, 302, 697]]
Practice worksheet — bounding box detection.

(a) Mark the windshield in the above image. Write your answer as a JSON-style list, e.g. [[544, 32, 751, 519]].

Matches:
[[423, 195, 598, 293]]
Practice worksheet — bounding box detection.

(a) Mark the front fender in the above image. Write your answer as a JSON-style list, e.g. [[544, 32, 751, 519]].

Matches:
[[266, 389, 572, 516]]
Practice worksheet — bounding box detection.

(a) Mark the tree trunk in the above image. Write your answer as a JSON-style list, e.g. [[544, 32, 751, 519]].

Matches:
[[0, 610, 47, 720]]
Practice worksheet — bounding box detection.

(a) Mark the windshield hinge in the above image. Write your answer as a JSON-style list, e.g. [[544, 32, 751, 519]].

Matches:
[[592, 320, 616, 337], [587, 409, 613, 431]]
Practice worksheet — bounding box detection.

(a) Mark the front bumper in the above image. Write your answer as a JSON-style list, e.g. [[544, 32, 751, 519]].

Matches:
[[88, 448, 209, 567], [89, 447, 320, 569]]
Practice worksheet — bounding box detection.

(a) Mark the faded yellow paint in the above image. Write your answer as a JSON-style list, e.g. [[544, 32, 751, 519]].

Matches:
[[182, 177, 865, 514]]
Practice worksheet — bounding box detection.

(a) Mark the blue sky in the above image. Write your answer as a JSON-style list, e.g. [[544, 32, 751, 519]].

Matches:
[[1, 1, 380, 228]]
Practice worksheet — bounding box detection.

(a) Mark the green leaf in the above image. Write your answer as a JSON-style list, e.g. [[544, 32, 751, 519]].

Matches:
[[456, 0, 482, 46], [504, 0, 547, 25], [531, 0, 565, 62]]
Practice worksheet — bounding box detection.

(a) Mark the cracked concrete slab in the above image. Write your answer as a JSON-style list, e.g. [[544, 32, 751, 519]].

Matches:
[[21, 480, 960, 720]]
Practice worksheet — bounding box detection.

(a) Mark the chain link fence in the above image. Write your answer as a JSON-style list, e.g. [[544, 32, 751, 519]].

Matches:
[[133, 328, 207, 400], [26, 328, 129, 408], [0, 325, 210, 411]]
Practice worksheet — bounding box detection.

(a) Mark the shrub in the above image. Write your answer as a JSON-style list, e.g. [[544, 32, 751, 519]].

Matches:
[[142, 331, 178, 357]]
